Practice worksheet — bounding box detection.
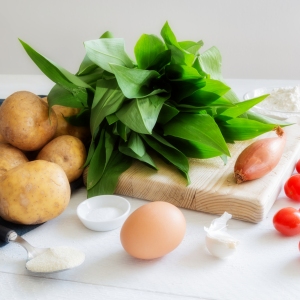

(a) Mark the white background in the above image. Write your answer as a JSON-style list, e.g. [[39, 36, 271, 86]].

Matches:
[[1, 0, 300, 79]]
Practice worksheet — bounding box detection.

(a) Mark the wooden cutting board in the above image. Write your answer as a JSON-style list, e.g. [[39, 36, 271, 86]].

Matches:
[[115, 124, 300, 223]]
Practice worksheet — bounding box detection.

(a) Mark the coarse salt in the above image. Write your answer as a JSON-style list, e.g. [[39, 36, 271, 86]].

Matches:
[[259, 86, 300, 112], [26, 246, 85, 273]]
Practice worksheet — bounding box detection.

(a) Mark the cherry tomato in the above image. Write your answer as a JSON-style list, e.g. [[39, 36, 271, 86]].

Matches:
[[296, 159, 300, 173], [284, 174, 300, 201], [273, 207, 300, 236]]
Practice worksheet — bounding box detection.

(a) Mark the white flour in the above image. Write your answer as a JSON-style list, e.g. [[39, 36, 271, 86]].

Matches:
[[26, 246, 85, 273], [259, 86, 300, 112]]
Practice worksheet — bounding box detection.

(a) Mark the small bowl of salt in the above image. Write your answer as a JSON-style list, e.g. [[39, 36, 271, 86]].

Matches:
[[244, 86, 300, 122], [77, 195, 131, 231]]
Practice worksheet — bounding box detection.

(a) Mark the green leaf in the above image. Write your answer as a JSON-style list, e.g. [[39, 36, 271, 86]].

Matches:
[[166, 136, 224, 159], [19, 39, 92, 90], [164, 113, 230, 156], [87, 129, 116, 190], [90, 79, 125, 136], [157, 103, 179, 124], [48, 84, 88, 108], [165, 64, 203, 81], [141, 132, 190, 183], [128, 132, 146, 157], [113, 121, 130, 141], [134, 34, 165, 69], [218, 118, 276, 141], [84, 38, 134, 73], [217, 95, 268, 119], [116, 94, 169, 134], [77, 31, 113, 76], [160, 22, 195, 66], [181, 79, 232, 107], [198, 46, 223, 80], [119, 142, 157, 169], [87, 150, 132, 197], [110, 64, 164, 99], [178, 40, 204, 55], [147, 50, 171, 72], [171, 79, 206, 102]]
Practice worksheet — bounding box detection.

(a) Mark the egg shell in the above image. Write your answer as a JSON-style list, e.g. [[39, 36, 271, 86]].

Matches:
[[120, 201, 186, 259]]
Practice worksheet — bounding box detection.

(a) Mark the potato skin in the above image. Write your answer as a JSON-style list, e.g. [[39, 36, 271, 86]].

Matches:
[[37, 135, 87, 182], [0, 143, 28, 177], [0, 160, 70, 225], [0, 131, 7, 143], [0, 91, 57, 151], [42, 97, 91, 145]]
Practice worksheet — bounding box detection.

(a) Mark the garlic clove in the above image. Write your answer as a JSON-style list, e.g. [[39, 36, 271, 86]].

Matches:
[[204, 212, 239, 259]]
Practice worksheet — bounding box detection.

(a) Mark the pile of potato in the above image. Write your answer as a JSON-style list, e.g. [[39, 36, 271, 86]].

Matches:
[[0, 91, 90, 225]]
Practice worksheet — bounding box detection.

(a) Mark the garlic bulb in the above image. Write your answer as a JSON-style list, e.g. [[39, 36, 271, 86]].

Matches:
[[204, 212, 239, 259]]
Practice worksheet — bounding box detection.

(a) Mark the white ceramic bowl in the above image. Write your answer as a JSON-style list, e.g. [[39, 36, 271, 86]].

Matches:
[[244, 87, 300, 121], [77, 195, 131, 231]]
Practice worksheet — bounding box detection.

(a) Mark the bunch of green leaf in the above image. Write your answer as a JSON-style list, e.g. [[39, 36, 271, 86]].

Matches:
[[19, 22, 280, 197]]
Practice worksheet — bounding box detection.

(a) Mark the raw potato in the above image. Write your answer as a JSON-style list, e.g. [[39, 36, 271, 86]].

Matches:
[[0, 160, 70, 225], [0, 143, 28, 177], [37, 135, 87, 182], [0, 132, 7, 143], [0, 91, 57, 151], [42, 97, 91, 145]]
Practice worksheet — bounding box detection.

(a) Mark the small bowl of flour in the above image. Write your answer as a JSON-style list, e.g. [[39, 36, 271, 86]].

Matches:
[[244, 86, 300, 122]]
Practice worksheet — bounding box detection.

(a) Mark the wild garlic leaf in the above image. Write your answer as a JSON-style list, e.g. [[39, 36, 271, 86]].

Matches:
[[178, 40, 204, 55], [147, 50, 171, 72], [128, 132, 146, 157], [165, 64, 203, 81], [218, 118, 276, 141], [77, 31, 113, 75], [160, 22, 195, 66], [113, 121, 130, 141], [141, 132, 190, 183], [157, 103, 179, 124], [110, 64, 164, 99], [48, 84, 88, 108], [164, 113, 230, 156], [217, 95, 269, 119], [165, 136, 224, 159], [87, 150, 132, 197], [19, 39, 92, 90], [134, 34, 166, 69], [116, 94, 169, 134], [84, 38, 134, 73], [171, 79, 206, 102], [87, 129, 116, 190], [181, 79, 232, 107], [198, 46, 223, 80], [90, 79, 125, 136], [119, 141, 157, 169]]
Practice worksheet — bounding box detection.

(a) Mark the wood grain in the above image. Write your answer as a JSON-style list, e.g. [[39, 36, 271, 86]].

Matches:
[[115, 124, 300, 223]]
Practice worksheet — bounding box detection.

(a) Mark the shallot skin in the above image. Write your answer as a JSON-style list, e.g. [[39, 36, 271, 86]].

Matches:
[[234, 127, 286, 184]]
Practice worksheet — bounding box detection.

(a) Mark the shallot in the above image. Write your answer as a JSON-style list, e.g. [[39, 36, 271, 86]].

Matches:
[[234, 126, 286, 184]]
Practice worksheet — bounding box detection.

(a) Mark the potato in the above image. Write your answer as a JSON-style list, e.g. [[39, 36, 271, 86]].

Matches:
[[0, 143, 28, 177], [0, 131, 7, 143], [42, 97, 91, 145], [0, 91, 57, 151], [0, 160, 70, 225], [37, 135, 87, 182]]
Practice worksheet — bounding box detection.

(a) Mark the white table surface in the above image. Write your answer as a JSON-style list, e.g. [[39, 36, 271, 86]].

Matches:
[[1, 75, 300, 300]]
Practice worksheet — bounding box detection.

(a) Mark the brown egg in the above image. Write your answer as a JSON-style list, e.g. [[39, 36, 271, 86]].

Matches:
[[120, 201, 186, 259]]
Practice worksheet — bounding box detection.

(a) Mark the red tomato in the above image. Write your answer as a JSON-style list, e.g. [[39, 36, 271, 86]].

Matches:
[[273, 207, 300, 236], [296, 159, 300, 174], [284, 174, 300, 202]]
